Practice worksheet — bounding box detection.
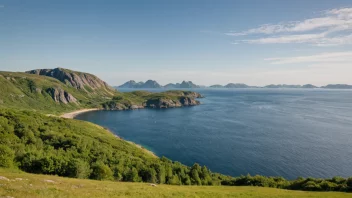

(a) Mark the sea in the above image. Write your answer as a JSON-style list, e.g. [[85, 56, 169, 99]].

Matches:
[[75, 88, 352, 179]]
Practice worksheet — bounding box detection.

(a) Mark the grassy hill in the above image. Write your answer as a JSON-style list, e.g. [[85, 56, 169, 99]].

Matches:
[[0, 169, 349, 198], [0, 71, 113, 114]]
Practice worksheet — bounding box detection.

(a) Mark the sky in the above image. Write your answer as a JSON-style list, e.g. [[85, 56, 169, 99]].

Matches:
[[1, 0, 352, 86]]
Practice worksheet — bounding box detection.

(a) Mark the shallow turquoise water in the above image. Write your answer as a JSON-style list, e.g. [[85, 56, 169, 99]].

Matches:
[[76, 88, 352, 179]]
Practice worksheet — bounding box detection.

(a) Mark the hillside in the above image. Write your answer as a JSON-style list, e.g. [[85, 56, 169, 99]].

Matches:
[[26, 68, 116, 96], [0, 71, 110, 114], [0, 169, 350, 198], [0, 69, 202, 114]]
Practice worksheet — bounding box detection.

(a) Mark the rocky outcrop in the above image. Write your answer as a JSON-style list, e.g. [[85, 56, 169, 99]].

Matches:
[[26, 68, 116, 95], [145, 97, 199, 109], [163, 91, 203, 98], [179, 97, 200, 106], [46, 88, 78, 104], [146, 98, 182, 108]]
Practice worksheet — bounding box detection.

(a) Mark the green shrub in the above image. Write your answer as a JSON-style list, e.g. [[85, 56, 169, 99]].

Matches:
[[0, 145, 14, 168], [90, 162, 114, 180]]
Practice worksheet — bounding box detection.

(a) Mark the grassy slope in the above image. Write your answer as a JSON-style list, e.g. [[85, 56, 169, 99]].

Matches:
[[0, 72, 109, 114], [0, 71, 201, 114], [0, 169, 349, 198]]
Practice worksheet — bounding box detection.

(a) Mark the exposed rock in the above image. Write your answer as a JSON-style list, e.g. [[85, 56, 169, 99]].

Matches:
[[179, 97, 200, 106], [26, 68, 116, 95], [130, 105, 144, 110], [43, 179, 55, 183], [0, 176, 9, 181], [164, 91, 203, 98], [46, 88, 78, 104], [146, 98, 178, 108]]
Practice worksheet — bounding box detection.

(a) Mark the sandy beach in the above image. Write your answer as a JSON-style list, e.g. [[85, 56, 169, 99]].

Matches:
[[60, 108, 101, 119]]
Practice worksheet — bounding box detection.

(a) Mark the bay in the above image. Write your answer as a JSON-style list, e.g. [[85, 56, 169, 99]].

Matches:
[[76, 88, 352, 179]]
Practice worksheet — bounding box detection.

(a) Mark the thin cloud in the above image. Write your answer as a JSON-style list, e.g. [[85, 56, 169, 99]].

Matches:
[[244, 33, 326, 44], [265, 51, 352, 64], [227, 7, 352, 46]]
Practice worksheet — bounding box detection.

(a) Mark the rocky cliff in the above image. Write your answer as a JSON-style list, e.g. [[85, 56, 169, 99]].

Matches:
[[26, 68, 116, 96], [45, 87, 78, 104]]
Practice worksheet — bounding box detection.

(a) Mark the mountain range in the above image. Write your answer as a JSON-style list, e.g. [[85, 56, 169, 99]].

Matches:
[[117, 80, 352, 89], [118, 80, 201, 89]]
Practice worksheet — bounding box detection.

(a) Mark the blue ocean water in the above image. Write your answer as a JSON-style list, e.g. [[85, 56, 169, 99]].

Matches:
[[76, 88, 352, 179]]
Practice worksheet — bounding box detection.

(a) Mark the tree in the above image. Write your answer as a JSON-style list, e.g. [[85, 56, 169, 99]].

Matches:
[[190, 163, 202, 185], [67, 159, 91, 179], [0, 145, 14, 168], [200, 165, 212, 185], [90, 162, 113, 180], [125, 167, 140, 182]]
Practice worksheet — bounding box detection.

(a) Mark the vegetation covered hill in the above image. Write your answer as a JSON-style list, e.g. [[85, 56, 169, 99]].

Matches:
[[0, 109, 351, 193], [0, 169, 350, 198], [0, 71, 108, 114], [0, 69, 202, 114]]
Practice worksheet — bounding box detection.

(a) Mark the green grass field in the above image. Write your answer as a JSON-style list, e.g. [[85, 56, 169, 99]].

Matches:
[[0, 169, 349, 198]]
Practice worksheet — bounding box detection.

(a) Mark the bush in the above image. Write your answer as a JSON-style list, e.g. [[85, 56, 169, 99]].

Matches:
[[90, 162, 113, 180], [0, 145, 14, 168]]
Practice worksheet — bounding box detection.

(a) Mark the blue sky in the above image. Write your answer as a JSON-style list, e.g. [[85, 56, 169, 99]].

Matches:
[[1, 0, 352, 86]]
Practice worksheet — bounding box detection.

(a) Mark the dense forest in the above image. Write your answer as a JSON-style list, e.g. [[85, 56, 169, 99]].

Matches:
[[0, 109, 351, 192]]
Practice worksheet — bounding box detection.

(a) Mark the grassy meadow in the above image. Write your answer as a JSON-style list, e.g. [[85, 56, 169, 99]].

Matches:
[[0, 168, 350, 198]]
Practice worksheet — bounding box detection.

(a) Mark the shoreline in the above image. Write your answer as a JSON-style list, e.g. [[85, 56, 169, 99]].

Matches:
[[60, 108, 158, 158], [60, 108, 101, 119]]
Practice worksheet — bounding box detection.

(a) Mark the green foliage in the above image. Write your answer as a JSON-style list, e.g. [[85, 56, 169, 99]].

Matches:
[[0, 72, 113, 114], [91, 162, 114, 180], [0, 145, 14, 168], [0, 109, 222, 186], [0, 108, 351, 192]]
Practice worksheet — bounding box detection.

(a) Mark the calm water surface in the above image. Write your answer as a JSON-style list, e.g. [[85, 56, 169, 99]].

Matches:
[[76, 88, 352, 179]]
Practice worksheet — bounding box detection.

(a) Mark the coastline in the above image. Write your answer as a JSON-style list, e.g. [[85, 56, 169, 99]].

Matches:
[[60, 108, 158, 158], [60, 108, 101, 119]]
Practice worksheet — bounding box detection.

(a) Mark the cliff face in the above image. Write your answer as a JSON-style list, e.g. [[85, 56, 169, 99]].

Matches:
[[146, 97, 200, 108], [45, 87, 78, 104], [26, 68, 116, 96]]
